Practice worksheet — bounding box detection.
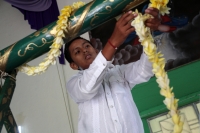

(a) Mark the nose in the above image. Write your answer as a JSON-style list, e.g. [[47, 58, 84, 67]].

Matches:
[[83, 48, 88, 53]]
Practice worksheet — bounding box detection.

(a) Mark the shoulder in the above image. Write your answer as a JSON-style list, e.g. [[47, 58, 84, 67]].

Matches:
[[66, 72, 82, 87], [107, 64, 124, 77]]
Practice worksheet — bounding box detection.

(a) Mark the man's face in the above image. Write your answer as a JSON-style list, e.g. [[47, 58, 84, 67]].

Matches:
[[69, 38, 98, 70]]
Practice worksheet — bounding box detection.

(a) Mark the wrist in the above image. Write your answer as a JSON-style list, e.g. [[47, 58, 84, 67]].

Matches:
[[108, 37, 121, 47], [108, 39, 118, 50]]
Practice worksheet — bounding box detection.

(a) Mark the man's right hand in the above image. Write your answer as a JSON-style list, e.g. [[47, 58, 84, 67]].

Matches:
[[102, 11, 137, 61], [109, 11, 137, 47]]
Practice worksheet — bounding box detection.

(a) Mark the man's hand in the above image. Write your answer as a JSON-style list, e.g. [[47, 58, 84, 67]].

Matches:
[[145, 7, 171, 32], [109, 11, 137, 47], [102, 11, 137, 61], [145, 7, 161, 31]]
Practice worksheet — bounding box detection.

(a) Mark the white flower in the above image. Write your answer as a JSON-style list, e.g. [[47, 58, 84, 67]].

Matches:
[[163, 97, 174, 110], [55, 37, 62, 44], [160, 6, 171, 15], [57, 30, 64, 36]]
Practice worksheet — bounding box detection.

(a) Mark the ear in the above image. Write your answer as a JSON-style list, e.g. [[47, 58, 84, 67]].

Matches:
[[95, 48, 99, 53], [70, 62, 79, 70]]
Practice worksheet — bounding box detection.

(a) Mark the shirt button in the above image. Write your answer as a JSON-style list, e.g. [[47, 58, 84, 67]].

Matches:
[[110, 105, 113, 108], [103, 63, 106, 66], [107, 92, 110, 95], [115, 120, 117, 122]]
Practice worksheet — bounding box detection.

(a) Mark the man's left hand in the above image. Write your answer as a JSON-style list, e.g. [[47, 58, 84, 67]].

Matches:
[[145, 7, 170, 32], [145, 7, 161, 31]]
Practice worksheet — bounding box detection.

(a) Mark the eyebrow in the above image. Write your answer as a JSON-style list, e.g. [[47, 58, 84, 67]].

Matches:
[[82, 41, 89, 45]]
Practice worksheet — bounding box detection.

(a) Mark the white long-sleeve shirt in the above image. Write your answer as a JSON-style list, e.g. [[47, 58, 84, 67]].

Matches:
[[66, 52, 153, 133]]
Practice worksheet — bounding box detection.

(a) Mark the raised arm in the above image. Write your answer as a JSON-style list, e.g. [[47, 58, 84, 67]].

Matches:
[[102, 11, 136, 61], [114, 7, 161, 88], [118, 52, 153, 89]]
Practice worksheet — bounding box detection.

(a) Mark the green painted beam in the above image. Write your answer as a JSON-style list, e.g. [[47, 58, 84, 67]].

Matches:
[[3, 107, 19, 133], [0, 70, 17, 133]]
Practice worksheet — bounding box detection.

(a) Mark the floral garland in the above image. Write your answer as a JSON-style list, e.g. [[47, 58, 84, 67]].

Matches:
[[131, 0, 183, 132], [18, 2, 85, 76]]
